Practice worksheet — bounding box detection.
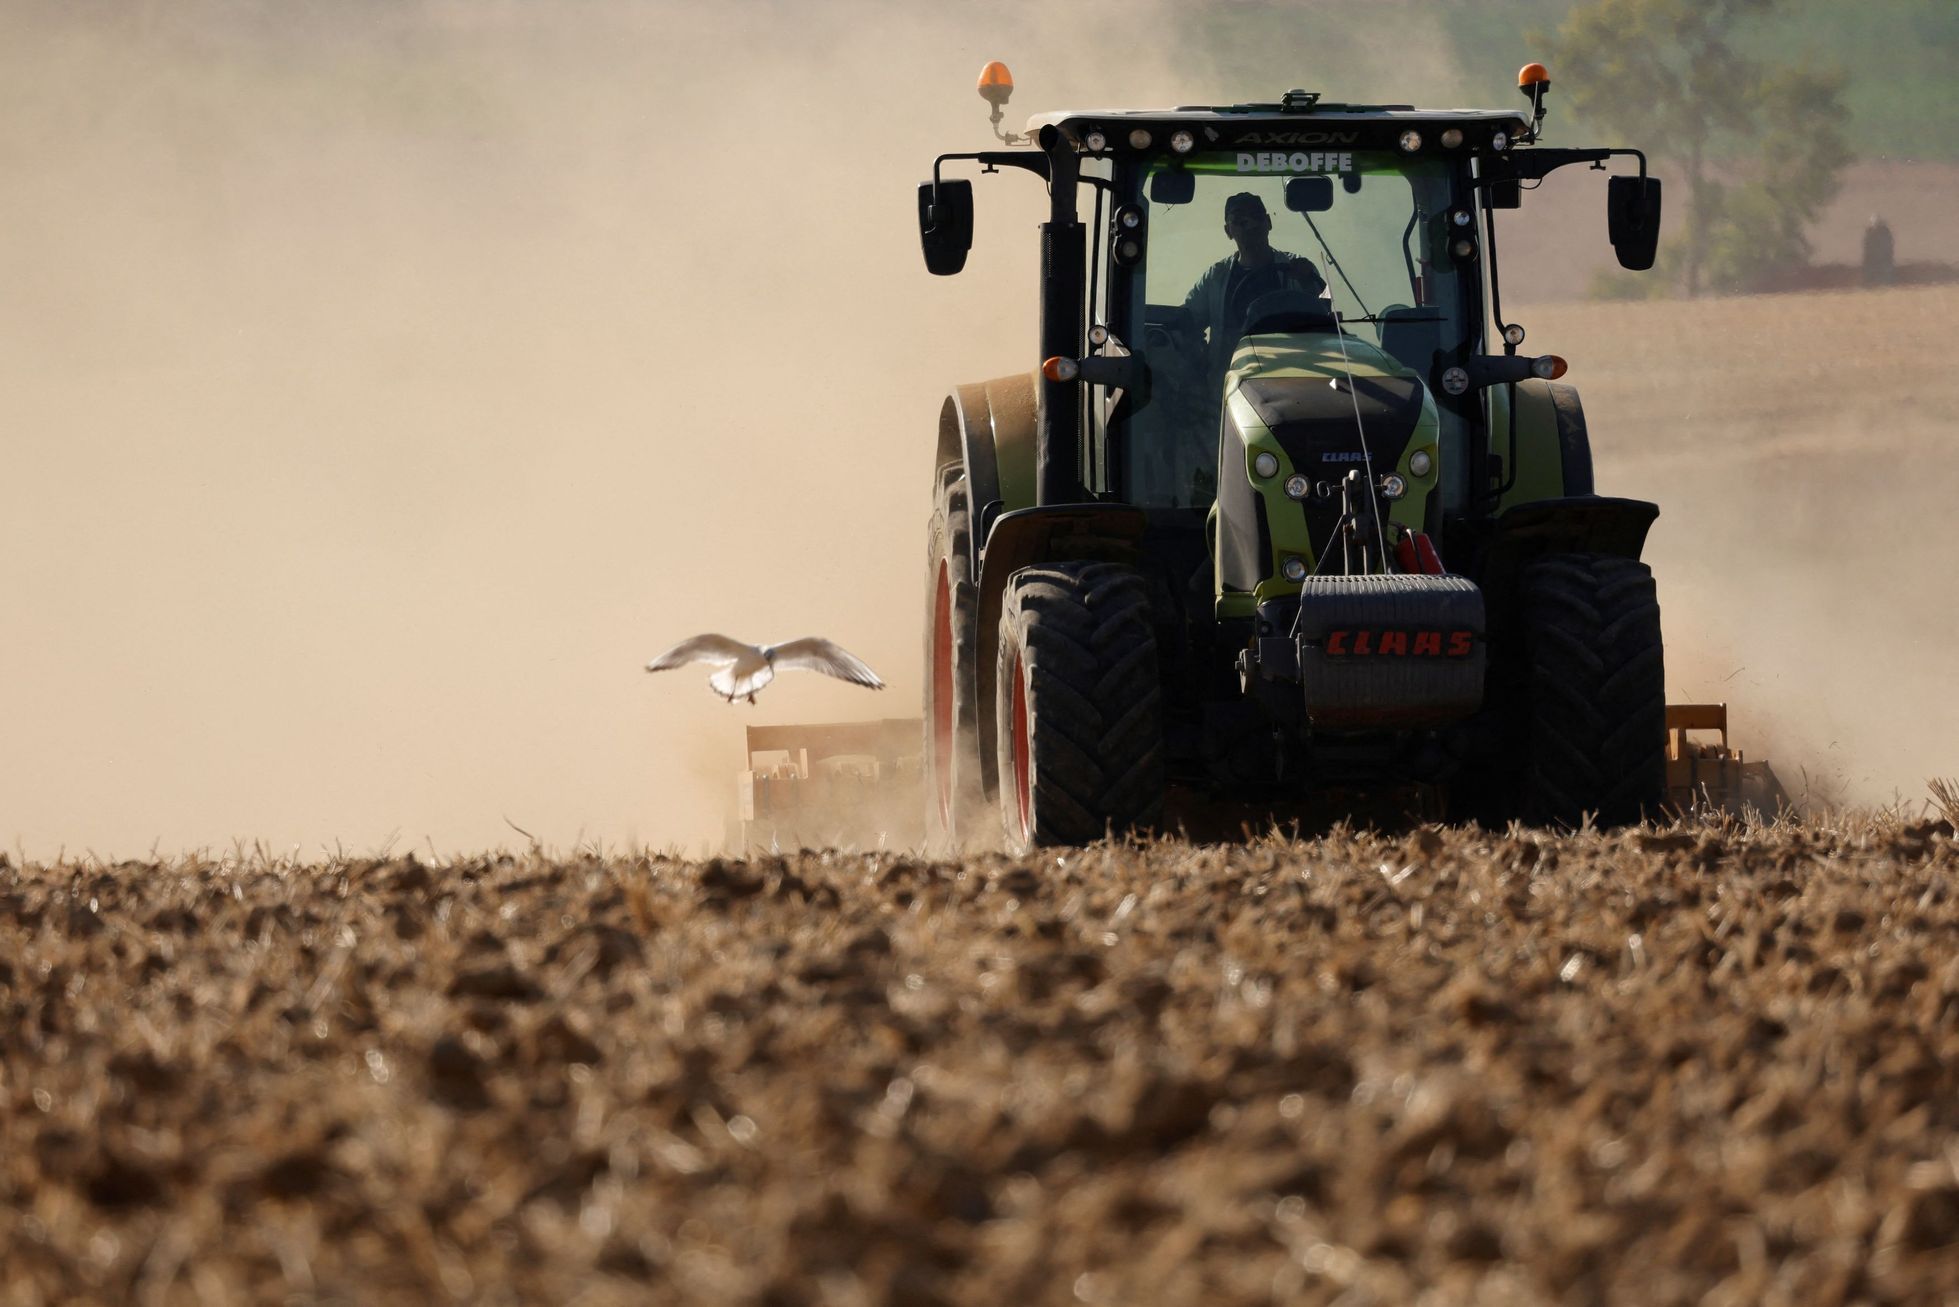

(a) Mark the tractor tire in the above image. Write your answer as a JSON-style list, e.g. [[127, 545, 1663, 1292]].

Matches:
[[1509, 552, 1667, 828], [994, 561, 1165, 851], [923, 464, 986, 851]]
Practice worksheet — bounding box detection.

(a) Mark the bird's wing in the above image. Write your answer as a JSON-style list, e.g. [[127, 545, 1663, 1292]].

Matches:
[[709, 660, 775, 701], [766, 638, 886, 689], [646, 633, 753, 672]]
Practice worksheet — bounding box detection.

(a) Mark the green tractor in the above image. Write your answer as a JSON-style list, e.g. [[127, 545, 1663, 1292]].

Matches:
[[921, 62, 1676, 850]]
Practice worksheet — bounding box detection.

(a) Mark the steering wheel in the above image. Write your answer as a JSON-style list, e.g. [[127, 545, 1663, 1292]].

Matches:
[[1239, 290, 1337, 337]]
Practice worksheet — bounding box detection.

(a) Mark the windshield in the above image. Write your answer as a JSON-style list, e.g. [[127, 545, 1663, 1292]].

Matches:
[[1119, 150, 1473, 508]]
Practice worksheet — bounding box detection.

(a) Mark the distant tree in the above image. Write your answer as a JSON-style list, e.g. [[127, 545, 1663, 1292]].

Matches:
[[1541, 0, 1850, 296]]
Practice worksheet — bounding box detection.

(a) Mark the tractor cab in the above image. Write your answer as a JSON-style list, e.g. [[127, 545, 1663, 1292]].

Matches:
[[1060, 112, 1495, 524]]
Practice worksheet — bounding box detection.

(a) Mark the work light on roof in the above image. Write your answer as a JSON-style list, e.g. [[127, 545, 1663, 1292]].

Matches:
[[1084, 129, 1108, 152], [1440, 128, 1464, 149], [1398, 130, 1422, 153], [1170, 130, 1194, 154], [1128, 129, 1153, 150]]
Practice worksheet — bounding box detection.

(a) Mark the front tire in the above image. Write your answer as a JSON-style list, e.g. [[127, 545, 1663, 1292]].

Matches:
[[994, 561, 1165, 851], [1512, 553, 1667, 828]]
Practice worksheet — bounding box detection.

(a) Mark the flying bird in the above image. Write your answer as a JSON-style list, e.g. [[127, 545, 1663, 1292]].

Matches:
[[644, 634, 885, 704]]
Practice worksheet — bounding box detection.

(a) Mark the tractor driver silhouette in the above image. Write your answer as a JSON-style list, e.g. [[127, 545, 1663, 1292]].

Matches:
[[1181, 191, 1328, 378]]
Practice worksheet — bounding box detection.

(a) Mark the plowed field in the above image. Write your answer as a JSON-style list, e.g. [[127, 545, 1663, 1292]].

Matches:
[[6, 818, 1958, 1305]]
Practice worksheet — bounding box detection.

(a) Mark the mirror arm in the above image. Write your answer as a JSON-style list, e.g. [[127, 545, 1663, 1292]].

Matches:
[[932, 152, 1050, 189], [1476, 146, 1645, 187], [924, 152, 1049, 244]]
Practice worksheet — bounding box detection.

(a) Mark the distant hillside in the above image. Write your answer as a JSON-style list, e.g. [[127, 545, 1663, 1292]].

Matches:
[[1182, 0, 1958, 162]]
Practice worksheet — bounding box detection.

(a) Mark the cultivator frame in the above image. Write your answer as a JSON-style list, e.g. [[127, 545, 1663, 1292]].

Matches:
[[1665, 703, 1791, 818], [729, 719, 922, 852]]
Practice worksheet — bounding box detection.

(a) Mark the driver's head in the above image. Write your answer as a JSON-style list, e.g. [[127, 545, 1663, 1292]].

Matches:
[[1223, 192, 1273, 254]]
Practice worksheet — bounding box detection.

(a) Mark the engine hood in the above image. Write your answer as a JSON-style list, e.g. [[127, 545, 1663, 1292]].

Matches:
[[1214, 332, 1443, 606]]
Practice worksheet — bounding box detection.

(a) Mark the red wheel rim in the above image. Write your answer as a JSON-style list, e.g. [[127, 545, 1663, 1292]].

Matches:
[[1011, 653, 1031, 839], [931, 561, 955, 825]]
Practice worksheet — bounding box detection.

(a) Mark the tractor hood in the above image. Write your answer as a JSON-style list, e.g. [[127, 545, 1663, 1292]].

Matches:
[[1215, 333, 1443, 604]]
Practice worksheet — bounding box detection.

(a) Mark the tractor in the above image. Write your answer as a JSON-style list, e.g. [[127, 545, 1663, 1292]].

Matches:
[[918, 61, 1764, 851]]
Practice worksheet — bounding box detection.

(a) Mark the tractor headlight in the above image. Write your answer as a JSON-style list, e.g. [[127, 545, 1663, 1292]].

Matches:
[[1379, 473, 1407, 500], [1283, 473, 1310, 500], [1084, 130, 1108, 152], [1440, 367, 1469, 396], [1491, 130, 1510, 151], [1408, 449, 1433, 477], [1440, 128, 1464, 149], [1128, 128, 1153, 150], [1398, 130, 1422, 152], [1253, 451, 1280, 479], [1281, 555, 1309, 583], [1503, 323, 1527, 346], [1170, 130, 1194, 154]]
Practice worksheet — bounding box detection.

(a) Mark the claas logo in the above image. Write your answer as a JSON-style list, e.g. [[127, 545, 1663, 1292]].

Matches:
[[1322, 629, 1476, 658]]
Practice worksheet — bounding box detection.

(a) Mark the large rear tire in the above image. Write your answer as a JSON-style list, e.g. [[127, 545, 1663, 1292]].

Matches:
[[994, 561, 1165, 851], [923, 465, 986, 852], [1510, 553, 1667, 828]]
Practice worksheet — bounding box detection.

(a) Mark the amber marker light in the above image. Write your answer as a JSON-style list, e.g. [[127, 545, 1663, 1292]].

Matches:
[[978, 61, 1015, 107], [1518, 62, 1550, 92], [1531, 355, 1569, 380], [1041, 356, 1080, 382]]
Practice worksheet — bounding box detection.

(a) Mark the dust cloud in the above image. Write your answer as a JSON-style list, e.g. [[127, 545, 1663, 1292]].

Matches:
[[0, 0, 1232, 859]]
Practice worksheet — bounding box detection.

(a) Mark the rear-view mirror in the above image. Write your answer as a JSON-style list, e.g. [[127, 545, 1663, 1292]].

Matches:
[[1607, 174, 1663, 271], [1149, 169, 1195, 205], [917, 179, 974, 276], [1284, 176, 1334, 214]]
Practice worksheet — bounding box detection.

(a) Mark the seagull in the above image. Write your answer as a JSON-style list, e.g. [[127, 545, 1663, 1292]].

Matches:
[[644, 634, 886, 704]]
